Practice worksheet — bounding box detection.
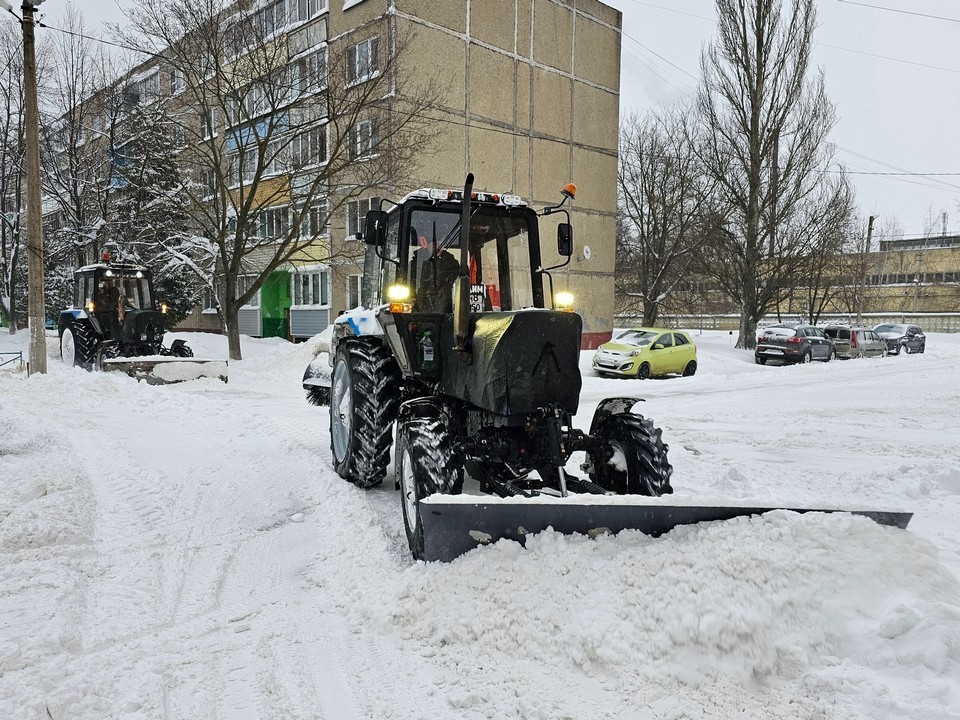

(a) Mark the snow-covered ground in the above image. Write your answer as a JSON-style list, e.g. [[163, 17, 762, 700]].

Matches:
[[1, 328, 958, 719]]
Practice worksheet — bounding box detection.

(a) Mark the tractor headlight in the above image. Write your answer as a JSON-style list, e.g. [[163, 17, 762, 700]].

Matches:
[[387, 284, 412, 314], [387, 285, 410, 302], [555, 291, 575, 312], [160, 302, 169, 314], [86, 301, 95, 313]]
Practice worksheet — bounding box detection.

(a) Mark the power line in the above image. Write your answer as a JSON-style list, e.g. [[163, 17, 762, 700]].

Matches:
[[836, 0, 960, 24], [841, 171, 960, 176], [35, 19, 161, 58], [836, 144, 960, 192], [817, 42, 960, 75], [621, 31, 699, 82], [618, 0, 713, 23]]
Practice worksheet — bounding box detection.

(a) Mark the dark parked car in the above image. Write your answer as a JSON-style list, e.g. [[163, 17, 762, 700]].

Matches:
[[823, 326, 888, 359], [755, 324, 836, 365], [873, 323, 926, 355]]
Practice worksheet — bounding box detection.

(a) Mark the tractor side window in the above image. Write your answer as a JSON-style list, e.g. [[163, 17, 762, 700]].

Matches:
[[504, 231, 534, 310]]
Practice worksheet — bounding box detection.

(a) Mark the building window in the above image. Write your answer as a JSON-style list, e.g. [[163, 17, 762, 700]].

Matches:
[[255, 0, 287, 36], [202, 169, 216, 195], [263, 139, 285, 177], [297, 0, 328, 22], [259, 207, 289, 239], [347, 273, 362, 309], [292, 266, 330, 306], [346, 196, 380, 237], [291, 125, 328, 167], [346, 36, 379, 84], [203, 287, 217, 311], [201, 108, 217, 139], [291, 48, 327, 96], [237, 275, 260, 307], [170, 68, 185, 95], [349, 118, 379, 160], [303, 200, 329, 237]]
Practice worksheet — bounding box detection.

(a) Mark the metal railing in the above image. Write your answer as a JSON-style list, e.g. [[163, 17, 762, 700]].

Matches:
[[618, 313, 960, 333], [0, 351, 24, 369]]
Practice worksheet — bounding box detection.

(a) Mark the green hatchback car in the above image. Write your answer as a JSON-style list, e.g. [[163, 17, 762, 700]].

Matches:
[[592, 328, 698, 379]]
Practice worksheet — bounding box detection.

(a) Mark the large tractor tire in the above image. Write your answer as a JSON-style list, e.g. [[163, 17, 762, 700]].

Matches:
[[397, 417, 459, 560], [588, 412, 673, 496], [60, 322, 96, 369], [329, 340, 400, 488]]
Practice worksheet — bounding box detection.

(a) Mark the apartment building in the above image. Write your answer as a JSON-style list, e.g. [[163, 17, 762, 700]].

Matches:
[[156, 0, 624, 347]]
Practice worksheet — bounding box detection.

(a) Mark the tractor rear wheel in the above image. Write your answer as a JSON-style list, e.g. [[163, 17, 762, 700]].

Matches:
[[329, 340, 400, 488], [588, 413, 673, 496], [397, 417, 460, 560], [61, 323, 95, 369]]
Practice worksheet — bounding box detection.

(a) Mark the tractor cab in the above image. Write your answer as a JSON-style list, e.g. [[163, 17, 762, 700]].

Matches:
[[389, 189, 545, 316], [61, 255, 169, 357]]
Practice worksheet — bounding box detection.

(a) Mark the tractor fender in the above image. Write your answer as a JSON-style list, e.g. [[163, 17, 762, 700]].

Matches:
[[333, 307, 385, 338], [331, 307, 387, 362], [589, 397, 646, 435], [397, 396, 448, 423]]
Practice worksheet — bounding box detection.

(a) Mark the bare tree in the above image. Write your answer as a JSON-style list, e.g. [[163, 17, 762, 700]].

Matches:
[[118, 0, 440, 360], [696, 0, 845, 349], [788, 173, 856, 323], [40, 7, 126, 269], [616, 106, 715, 326], [0, 22, 25, 333]]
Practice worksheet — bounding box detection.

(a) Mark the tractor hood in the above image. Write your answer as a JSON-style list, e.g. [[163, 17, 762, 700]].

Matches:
[[438, 309, 582, 415]]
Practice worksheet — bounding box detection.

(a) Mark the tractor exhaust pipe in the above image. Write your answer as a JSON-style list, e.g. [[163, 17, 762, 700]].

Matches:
[[453, 173, 474, 351]]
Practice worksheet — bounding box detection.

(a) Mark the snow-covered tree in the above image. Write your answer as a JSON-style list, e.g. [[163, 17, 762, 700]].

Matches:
[[119, 0, 441, 360], [110, 103, 202, 326], [40, 7, 125, 271]]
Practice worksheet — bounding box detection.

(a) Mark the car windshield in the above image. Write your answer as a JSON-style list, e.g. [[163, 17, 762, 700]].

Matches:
[[875, 324, 907, 333], [615, 330, 658, 346]]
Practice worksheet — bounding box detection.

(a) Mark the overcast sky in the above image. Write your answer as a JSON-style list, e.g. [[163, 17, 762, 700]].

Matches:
[[42, 0, 960, 238]]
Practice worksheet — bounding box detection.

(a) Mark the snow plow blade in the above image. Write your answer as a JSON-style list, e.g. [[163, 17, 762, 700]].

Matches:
[[418, 497, 912, 562], [100, 357, 229, 385]]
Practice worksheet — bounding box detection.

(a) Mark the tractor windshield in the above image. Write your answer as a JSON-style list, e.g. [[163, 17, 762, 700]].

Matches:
[[407, 206, 537, 312], [97, 273, 153, 311]]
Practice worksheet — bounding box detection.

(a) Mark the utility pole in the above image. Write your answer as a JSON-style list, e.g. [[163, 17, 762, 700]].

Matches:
[[21, 0, 46, 374], [855, 215, 874, 325]]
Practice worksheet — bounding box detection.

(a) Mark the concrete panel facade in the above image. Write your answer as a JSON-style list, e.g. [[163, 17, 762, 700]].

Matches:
[[385, 0, 621, 344]]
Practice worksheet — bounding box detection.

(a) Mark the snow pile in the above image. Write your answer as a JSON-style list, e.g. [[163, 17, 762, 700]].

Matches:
[[386, 512, 959, 718]]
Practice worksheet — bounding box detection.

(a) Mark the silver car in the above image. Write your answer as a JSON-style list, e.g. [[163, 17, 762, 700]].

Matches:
[[823, 326, 888, 359]]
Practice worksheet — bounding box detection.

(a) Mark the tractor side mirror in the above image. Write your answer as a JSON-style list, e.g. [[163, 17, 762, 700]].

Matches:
[[558, 223, 573, 257], [363, 210, 388, 246]]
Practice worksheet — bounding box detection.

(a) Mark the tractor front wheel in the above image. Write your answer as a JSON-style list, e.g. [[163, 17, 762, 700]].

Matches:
[[61, 323, 95, 369], [588, 412, 673, 496], [329, 340, 400, 488], [397, 417, 460, 560]]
